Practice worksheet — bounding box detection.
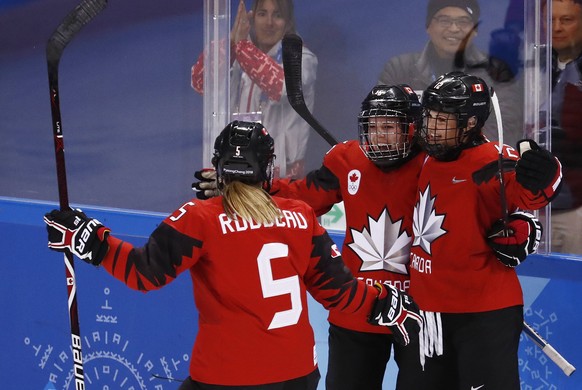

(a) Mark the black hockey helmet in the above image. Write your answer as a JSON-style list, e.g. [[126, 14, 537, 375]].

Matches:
[[212, 120, 275, 190], [420, 71, 491, 161], [358, 84, 422, 168]]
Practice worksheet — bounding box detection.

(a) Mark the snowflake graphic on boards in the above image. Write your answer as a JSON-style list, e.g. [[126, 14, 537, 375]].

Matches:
[[412, 185, 446, 255], [24, 287, 189, 389], [348, 208, 411, 275]]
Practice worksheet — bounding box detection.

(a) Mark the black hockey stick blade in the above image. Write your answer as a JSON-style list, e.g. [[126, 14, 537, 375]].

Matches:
[[47, 0, 108, 67], [523, 321, 576, 376], [282, 33, 338, 146], [282, 33, 306, 108]]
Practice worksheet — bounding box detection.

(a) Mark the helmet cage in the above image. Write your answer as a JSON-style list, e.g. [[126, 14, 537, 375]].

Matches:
[[419, 72, 491, 160], [357, 84, 422, 168], [358, 108, 415, 165], [419, 109, 467, 160]]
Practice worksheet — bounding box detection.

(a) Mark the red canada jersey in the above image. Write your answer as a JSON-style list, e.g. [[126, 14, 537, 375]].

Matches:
[[271, 140, 425, 333], [101, 196, 377, 385], [409, 142, 561, 313]]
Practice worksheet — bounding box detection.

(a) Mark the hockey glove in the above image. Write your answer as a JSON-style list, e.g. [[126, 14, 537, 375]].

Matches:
[[192, 168, 219, 200], [368, 282, 423, 346], [515, 139, 559, 194], [44, 209, 110, 266], [487, 211, 542, 267]]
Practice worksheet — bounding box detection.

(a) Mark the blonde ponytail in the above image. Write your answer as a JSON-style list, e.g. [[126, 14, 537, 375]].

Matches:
[[222, 181, 281, 224]]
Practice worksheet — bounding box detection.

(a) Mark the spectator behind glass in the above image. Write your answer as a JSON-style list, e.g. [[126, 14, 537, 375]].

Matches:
[[546, 0, 582, 254], [191, 0, 318, 179], [378, 0, 525, 148]]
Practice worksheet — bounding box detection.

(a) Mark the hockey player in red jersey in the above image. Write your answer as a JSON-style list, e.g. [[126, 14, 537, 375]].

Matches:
[[192, 86, 427, 389], [405, 71, 562, 389], [266, 84, 428, 390], [43, 121, 421, 390]]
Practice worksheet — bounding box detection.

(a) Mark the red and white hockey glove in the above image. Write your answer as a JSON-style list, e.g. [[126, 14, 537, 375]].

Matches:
[[192, 168, 219, 200], [368, 283, 423, 346], [44, 209, 110, 266], [487, 211, 542, 267], [516, 139, 561, 197]]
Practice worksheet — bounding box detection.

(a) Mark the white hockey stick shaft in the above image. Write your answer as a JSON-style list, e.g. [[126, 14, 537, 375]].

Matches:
[[491, 89, 509, 225], [523, 321, 576, 376], [491, 91, 574, 376]]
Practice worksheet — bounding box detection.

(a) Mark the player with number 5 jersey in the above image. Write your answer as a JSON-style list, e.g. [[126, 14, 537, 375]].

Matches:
[[43, 121, 421, 390], [190, 87, 427, 389]]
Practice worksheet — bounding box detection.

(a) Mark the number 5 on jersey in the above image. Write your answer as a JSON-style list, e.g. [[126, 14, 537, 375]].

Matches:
[[257, 243, 302, 330]]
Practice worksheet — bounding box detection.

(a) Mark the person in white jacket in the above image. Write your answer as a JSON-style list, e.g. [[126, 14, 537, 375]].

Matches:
[[191, 0, 318, 178]]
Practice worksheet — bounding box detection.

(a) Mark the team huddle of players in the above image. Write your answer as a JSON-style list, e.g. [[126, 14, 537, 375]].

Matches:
[[192, 71, 561, 390], [44, 71, 561, 390]]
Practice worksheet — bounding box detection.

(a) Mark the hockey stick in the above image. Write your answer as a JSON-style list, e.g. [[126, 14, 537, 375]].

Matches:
[[151, 374, 184, 383], [491, 90, 575, 376], [523, 321, 576, 376], [490, 90, 510, 229], [282, 33, 338, 146], [46, 0, 108, 387]]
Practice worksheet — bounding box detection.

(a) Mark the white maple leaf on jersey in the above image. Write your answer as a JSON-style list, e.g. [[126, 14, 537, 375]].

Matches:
[[348, 208, 411, 275], [412, 185, 446, 255]]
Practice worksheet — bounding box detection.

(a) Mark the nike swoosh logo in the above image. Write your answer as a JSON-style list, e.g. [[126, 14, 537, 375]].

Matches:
[[452, 177, 467, 184], [471, 385, 485, 390]]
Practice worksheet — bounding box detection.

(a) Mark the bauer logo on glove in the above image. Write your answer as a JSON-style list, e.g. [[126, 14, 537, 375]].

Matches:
[[487, 211, 542, 267], [368, 282, 423, 346], [44, 208, 110, 266]]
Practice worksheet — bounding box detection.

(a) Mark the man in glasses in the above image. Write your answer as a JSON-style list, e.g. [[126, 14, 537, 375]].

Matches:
[[378, 0, 525, 149], [545, 0, 582, 254]]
